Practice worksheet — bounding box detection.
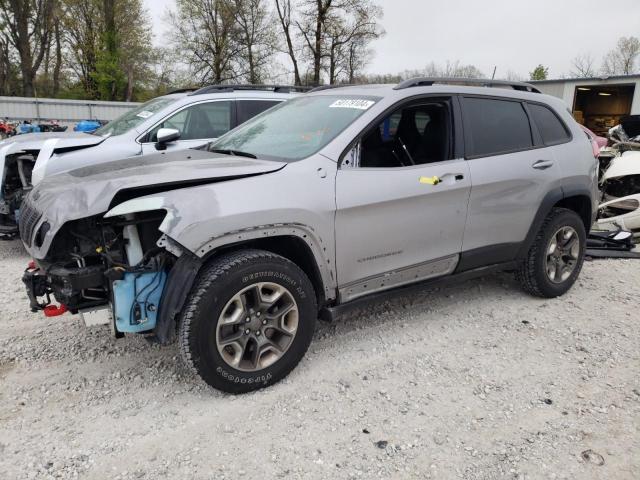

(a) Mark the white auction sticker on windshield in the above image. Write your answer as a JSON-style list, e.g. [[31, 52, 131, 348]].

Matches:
[[136, 110, 154, 119], [329, 99, 375, 110]]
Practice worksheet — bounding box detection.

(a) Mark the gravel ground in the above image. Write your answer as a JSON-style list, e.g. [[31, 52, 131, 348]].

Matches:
[[0, 238, 638, 480]]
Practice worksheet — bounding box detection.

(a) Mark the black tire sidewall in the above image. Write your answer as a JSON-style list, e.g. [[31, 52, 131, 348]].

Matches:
[[532, 211, 586, 297], [189, 257, 316, 393]]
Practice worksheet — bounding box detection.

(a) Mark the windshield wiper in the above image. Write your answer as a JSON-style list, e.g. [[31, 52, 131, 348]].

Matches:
[[209, 148, 257, 159]]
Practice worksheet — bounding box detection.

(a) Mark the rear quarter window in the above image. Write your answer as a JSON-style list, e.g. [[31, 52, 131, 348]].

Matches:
[[236, 100, 281, 125], [463, 97, 533, 158], [527, 103, 571, 145]]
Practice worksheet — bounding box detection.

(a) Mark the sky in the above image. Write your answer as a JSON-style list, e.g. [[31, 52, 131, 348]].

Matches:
[[143, 0, 640, 80]]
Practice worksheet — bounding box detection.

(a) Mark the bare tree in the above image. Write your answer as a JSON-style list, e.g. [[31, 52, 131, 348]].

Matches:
[[234, 0, 276, 83], [324, 1, 383, 84], [168, 0, 243, 84], [0, 0, 55, 96], [296, 0, 333, 85], [274, 0, 302, 85], [571, 53, 596, 78], [602, 36, 640, 76], [422, 60, 484, 79], [344, 36, 372, 83]]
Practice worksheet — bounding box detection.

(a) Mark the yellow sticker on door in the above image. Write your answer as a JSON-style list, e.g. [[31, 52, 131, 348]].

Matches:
[[419, 176, 440, 185]]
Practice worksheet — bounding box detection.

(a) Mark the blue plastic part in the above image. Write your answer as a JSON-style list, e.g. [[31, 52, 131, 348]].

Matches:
[[112, 271, 167, 333], [73, 120, 101, 133]]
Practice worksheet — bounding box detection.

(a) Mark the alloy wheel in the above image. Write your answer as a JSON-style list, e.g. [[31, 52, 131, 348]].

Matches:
[[215, 282, 299, 372]]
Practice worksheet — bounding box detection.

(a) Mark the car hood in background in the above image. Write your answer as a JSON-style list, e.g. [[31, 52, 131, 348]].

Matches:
[[0, 131, 105, 151]]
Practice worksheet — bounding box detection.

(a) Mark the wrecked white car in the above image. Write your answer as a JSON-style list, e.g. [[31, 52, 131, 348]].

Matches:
[[597, 116, 640, 234]]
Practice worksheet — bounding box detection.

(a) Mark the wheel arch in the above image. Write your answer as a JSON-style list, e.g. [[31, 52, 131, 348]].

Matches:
[[210, 235, 330, 308], [518, 186, 593, 260], [155, 227, 336, 345]]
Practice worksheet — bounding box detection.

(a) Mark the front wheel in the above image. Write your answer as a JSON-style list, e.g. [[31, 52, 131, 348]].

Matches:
[[178, 249, 317, 394], [516, 208, 586, 298]]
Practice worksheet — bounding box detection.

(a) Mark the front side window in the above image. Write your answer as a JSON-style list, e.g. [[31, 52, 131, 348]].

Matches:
[[147, 101, 232, 142], [353, 101, 451, 168], [463, 97, 533, 157], [528, 103, 571, 146], [95, 97, 177, 137], [209, 95, 380, 161]]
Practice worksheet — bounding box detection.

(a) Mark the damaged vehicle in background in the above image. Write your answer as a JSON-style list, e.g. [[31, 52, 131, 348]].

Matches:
[[0, 85, 302, 237], [20, 78, 597, 393], [595, 115, 640, 237]]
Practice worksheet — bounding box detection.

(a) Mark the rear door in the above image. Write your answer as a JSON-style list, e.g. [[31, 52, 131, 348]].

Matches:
[[459, 96, 563, 268]]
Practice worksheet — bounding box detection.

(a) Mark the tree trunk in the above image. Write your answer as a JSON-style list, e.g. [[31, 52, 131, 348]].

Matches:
[[53, 20, 62, 96], [275, 0, 302, 85]]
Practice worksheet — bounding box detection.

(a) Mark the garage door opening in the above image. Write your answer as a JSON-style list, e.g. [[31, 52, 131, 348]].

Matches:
[[573, 83, 635, 136]]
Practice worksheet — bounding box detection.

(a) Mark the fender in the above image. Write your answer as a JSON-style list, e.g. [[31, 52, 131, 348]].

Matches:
[[195, 223, 336, 300]]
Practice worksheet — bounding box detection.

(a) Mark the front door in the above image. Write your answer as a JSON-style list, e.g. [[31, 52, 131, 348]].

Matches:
[[334, 99, 471, 302]]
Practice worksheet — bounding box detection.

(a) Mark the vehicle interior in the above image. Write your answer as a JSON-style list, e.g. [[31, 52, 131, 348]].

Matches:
[[359, 101, 451, 168]]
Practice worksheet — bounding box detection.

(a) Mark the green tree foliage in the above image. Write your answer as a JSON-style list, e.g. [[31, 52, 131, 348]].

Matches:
[[529, 64, 549, 81]]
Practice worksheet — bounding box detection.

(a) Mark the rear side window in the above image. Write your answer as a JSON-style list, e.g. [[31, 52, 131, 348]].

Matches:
[[463, 97, 533, 157], [527, 103, 571, 145], [236, 100, 281, 125]]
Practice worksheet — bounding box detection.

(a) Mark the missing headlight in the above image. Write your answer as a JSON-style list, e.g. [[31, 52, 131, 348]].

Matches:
[[34, 221, 50, 248]]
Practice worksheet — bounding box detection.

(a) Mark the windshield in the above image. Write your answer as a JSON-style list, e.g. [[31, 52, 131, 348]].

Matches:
[[94, 97, 178, 137], [209, 95, 380, 161]]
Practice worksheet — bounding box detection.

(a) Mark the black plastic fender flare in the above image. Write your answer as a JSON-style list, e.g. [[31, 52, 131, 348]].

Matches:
[[154, 252, 203, 344]]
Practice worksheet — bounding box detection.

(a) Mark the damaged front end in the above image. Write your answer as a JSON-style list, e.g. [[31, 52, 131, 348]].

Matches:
[[22, 207, 176, 336]]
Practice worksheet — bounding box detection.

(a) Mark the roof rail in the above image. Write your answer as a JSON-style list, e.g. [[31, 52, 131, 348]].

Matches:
[[394, 77, 542, 94], [166, 87, 200, 95], [189, 84, 312, 96], [307, 84, 355, 93]]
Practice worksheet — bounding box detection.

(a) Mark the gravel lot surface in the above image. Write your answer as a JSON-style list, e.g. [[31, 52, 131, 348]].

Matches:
[[0, 238, 638, 480]]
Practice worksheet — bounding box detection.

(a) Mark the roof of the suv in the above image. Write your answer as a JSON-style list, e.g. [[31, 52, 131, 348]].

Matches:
[[306, 77, 565, 108]]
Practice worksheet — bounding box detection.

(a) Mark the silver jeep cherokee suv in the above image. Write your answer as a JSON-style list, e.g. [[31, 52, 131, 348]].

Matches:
[[20, 78, 598, 393]]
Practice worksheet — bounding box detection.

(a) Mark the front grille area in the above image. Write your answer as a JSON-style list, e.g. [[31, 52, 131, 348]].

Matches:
[[18, 195, 42, 247]]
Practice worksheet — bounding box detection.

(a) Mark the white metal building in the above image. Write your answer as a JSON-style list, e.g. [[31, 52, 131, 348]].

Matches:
[[533, 74, 640, 136], [0, 96, 140, 126]]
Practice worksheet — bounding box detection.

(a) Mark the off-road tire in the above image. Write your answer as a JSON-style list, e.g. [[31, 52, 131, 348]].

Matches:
[[516, 208, 586, 298], [178, 249, 317, 394]]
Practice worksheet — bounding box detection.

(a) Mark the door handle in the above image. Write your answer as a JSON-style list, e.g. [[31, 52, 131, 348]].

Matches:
[[532, 160, 554, 170]]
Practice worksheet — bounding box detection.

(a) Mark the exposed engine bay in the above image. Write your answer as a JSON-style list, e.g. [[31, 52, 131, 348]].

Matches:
[[22, 210, 174, 335], [0, 152, 36, 234]]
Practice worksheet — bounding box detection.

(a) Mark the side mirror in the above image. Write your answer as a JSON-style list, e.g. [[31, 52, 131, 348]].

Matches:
[[156, 128, 180, 150]]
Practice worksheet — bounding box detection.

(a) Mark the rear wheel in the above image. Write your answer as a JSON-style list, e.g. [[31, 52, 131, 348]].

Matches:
[[178, 249, 317, 393], [516, 208, 586, 298]]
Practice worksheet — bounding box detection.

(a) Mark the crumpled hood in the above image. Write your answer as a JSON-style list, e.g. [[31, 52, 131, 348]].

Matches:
[[0, 131, 105, 151], [26, 148, 285, 257]]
